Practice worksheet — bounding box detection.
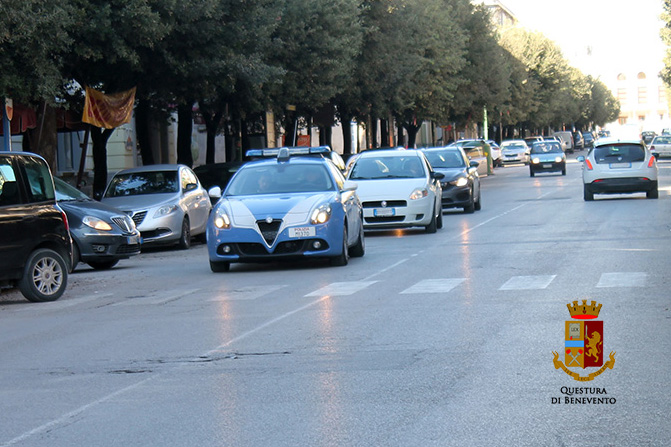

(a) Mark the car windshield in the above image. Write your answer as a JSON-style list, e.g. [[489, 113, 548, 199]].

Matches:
[[226, 163, 334, 196], [653, 137, 671, 144], [531, 142, 562, 154], [105, 171, 179, 197], [349, 155, 426, 179], [593, 144, 645, 163], [503, 143, 525, 149], [422, 150, 465, 168], [54, 178, 91, 201]]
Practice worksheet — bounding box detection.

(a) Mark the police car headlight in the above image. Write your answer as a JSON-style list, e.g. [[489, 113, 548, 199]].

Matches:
[[410, 188, 429, 200], [311, 204, 331, 224], [213, 208, 231, 229], [450, 177, 468, 187], [83, 216, 113, 231]]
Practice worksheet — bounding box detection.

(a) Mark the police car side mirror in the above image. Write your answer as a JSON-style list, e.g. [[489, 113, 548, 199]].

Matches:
[[208, 186, 222, 200]]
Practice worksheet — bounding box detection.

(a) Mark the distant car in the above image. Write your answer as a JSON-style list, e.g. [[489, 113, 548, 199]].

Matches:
[[578, 138, 658, 201], [573, 131, 584, 150], [206, 147, 365, 271], [0, 152, 72, 302], [529, 141, 566, 177], [500, 140, 530, 165], [194, 161, 246, 205], [102, 164, 212, 249], [650, 135, 671, 158], [449, 141, 488, 176], [485, 140, 503, 167], [553, 131, 574, 153], [582, 132, 596, 149], [347, 149, 444, 232], [641, 131, 656, 145], [524, 136, 543, 148], [421, 146, 481, 213], [54, 178, 141, 270]]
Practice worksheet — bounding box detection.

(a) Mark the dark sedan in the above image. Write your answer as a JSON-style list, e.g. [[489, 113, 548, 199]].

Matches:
[[54, 178, 141, 270], [194, 162, 247, 205], [421, 147, 481, 213]]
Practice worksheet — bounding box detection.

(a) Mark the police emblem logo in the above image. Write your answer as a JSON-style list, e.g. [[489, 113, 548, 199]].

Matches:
[[552, 300, 616, 381]]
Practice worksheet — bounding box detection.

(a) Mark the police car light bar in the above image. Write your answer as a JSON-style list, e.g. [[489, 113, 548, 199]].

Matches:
[[245, 146, 331, 158]]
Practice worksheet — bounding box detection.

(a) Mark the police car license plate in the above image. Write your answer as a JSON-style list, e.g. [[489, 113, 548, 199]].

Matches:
[[374, 208, 395, 217], [289, 227, 315, 238]]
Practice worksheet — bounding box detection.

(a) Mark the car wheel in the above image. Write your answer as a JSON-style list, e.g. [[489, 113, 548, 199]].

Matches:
[[177, 217, 191, 250], [437, 209, 443, 229], [87, 260, 119, 270], [425, 206, 438, 233], [583, 186, 594, 201], [72, 242, 81, 270], [463, 193, 475, 214], [530, 169, 535, 177], [210, 260, 230, 272], [349, 221, 365, 258], [18, 248, 68, 302], [330, 227, 349, 266], [647, 188, 659, 199], [474, 190, 482, 211], [562, 168, 567, 175]]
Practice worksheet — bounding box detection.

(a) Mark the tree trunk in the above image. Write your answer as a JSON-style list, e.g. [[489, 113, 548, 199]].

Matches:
[[25, 103, 58, 172], [319, 125, 332, 148], [200, 103, 223, 164], [177, 102, 193, 167], [405, 123, 420, 148], [90, 127, 114, 200], [380, 119, 389, 148], [135, 98, 154, 166], [341, 117, 352, 156]]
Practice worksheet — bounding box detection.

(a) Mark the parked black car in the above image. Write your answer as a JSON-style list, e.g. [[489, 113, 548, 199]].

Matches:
[[193, 161, 246, 205], [582, 132, 596, 149], [0, 152, 72, 302], [54, 178, 141, 270], [573, 131, 584, 150]]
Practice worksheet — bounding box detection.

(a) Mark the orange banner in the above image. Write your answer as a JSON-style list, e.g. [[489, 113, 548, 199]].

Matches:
[[82, 86, 136, 129]]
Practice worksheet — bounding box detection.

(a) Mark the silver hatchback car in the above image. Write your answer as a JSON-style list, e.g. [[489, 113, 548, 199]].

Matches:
[[577, 138, 658, 201], [102, 164, 212, 249]]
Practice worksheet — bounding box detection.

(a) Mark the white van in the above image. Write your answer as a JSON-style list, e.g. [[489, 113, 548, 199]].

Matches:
[[553, 131, 574, 153]]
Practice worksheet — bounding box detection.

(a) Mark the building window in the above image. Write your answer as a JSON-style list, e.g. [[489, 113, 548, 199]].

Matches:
[[617, 73, 626, 81], [638, 115, 646, 122], [57, 131, 85, 174], [638, 87, 647, 104], [618, 117, 627, 125], [659, 86, 667, 103], [617, 88, 627, 105], [638, 72, 646, 80]]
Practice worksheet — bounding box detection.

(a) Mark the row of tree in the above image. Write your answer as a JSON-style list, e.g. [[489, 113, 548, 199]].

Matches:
[[1, 0, 619, 197]]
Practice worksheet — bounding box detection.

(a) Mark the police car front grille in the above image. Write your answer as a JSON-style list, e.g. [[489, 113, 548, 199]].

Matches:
[[256, 219, 282, 245]]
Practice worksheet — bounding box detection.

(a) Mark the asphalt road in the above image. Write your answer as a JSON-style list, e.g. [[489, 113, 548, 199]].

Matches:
[[1, 155, 670, 446]]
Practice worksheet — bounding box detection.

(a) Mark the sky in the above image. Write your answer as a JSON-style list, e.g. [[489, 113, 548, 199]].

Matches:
[[500, 0, 667, 80]]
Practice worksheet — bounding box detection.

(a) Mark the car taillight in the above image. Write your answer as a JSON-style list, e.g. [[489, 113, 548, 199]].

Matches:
[[648, 157, 655, 168], [585, 159, 594, 170], [650, 145, 655, 151]]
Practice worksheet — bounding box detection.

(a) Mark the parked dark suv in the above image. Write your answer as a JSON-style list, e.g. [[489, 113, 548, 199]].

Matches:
[[0, 152, 72, 302]]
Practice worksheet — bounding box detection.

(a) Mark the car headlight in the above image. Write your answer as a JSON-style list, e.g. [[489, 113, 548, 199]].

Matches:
[[555, 156, 563, 163], [450, 177, 468, 187], [311, 204, 332, 224], [153, 204, 178, 218], [410, 188, 429, 200], [531, 157, 540, 164], [213, 208, 231, 229], [83, 216, 113, 231]]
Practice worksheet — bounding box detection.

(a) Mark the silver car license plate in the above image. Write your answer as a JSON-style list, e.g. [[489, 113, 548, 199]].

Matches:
[[374, 208, 395, 217], [609, 162, 631, 169]]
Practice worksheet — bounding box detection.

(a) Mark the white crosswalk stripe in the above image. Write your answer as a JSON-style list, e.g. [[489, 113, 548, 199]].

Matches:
[[596, 272, 647, 288], [499, 275, 556, 290], [400, 278, 466, 294], [305, 281, 378, 297]]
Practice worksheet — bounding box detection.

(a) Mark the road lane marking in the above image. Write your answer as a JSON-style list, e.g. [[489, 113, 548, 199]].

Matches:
[[400, 278, 466, 294], [499, 275, 556, 290], [596, 272, 647, 288], [304, 281, 378, 297], [207, 285, 287, 301]]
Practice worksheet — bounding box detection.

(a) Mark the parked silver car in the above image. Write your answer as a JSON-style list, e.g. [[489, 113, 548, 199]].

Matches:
[[101, 164, 212, 249]]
